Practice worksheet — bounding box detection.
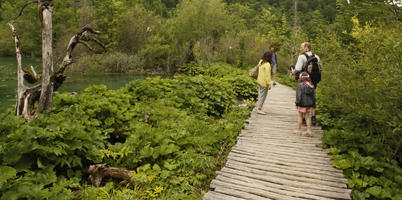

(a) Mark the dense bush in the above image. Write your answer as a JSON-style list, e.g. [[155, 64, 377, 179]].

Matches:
[[0, 64, 255, 199], [68, 52, 145, 74], [314, 19, 402, 199]]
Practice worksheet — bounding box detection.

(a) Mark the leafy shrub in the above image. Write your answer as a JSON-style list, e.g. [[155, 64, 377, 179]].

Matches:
[[315, 19, 402, 199], [204, 63, 258, 100], [0, 64, 255, 199], [69, 52, 145, 74], [122, 75, 236, 116], [177, 62, 204, 76]]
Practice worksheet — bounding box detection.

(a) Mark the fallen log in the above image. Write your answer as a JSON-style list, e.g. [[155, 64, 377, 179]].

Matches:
[[88, 164, 134, 187]]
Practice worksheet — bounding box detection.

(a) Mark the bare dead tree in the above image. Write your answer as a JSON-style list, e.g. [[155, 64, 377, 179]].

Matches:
[[9, 0, 105, 122]]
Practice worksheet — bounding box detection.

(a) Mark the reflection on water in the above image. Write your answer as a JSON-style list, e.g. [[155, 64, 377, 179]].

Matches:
[[0, 57, 147, 111]]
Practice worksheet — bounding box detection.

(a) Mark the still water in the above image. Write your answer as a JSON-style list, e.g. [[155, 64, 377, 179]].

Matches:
[[0, 57, 147, 111]]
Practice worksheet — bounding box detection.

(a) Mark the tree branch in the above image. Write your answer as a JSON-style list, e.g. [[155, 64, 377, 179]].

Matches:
[[12, 0, 38, 21], [57, 24, 105, 74]]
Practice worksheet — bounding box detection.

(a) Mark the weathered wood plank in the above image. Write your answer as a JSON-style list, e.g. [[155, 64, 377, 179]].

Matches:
[[212, 179, 299, 200], [228, 150, 344, 174], [222, 164, 349, 190], [216, 172, 340, 200], [203, 191, 244, 200], [236, 138, 325, 150], [231, 148, 334, 167], [226, 159, 347, 185], [212, 183, 271, 200], [236, 139, 324, 150], [219, 167, 351, 197], [227, 155, 346, 180], [233, 143, 330, 158]]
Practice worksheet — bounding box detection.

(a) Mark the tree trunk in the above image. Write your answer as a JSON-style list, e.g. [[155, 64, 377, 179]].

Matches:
[[291, 0, 298, 64], [37, 0, 54, 112], [9, 22, 40, 122]]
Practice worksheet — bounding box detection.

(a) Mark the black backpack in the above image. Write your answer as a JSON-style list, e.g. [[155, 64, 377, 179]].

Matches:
[[295, 53, 321, 84]]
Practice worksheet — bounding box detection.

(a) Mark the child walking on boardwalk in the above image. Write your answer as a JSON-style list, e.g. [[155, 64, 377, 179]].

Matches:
[[295, 72, 316, 136]]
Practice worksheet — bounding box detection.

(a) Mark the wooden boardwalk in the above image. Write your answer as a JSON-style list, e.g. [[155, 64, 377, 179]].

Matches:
[[203, 83, 351, 200]]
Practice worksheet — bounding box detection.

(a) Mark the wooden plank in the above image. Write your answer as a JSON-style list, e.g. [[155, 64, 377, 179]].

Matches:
[[229, 151, 343, 174], [229, 150, 343, 174], [235, 144, 325, 155], [234, 143, 328, 157], [203, 191, 244, 200], [212, 179, 298, 200], [216, 172, 340, 200], [238, 137, 323, 145], [236, 140, 326, 152], [232, 146, 332, 164], [231, 149, 333, 169], [237, 138, 324, 149], [231, 148, 334, 167], [227, 155, 346, 180], [212, 183, 271, 200], [226, 159, 348, 184], [221, 166, 350, 193], [234, 143, 330, 158]]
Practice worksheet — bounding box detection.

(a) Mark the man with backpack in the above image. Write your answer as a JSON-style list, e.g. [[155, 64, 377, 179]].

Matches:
[[294, 42, 322, 125]]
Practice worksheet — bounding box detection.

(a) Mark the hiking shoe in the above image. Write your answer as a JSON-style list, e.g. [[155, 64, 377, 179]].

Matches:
[[311, 116, 317, 126]]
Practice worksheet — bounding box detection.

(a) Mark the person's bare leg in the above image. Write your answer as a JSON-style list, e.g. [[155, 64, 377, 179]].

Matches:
[[305, 112, 312, 136], [296, 112, 303, 135]]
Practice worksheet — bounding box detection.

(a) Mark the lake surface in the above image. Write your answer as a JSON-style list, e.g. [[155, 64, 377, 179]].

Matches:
[[0, 57, 147, 112]]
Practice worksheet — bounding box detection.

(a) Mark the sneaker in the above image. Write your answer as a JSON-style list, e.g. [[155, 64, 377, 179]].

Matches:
[[311, 116, 316, 126]]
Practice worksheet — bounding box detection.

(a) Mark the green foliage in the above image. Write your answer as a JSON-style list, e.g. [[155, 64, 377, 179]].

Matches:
[[316, 17, 402, 200], [177, 62, 204, 76], [0, 64, 255, 199], [204, 63, 258, 100], [69, 52, 145, 74], [178, 62, 258, 100], [276, 72, 297, 90]]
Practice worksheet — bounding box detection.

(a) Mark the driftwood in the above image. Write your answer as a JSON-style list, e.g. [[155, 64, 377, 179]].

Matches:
[[9, 0, 105, 122], [88, 164, 134, 187]]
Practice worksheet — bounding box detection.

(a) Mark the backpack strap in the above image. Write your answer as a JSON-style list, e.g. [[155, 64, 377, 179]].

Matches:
[[302, 53, 311, 72], [303, 53, 315, 60]]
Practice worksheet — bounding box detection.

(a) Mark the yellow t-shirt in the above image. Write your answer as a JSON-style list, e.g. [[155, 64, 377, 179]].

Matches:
[[257, 60, 271, 88]]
